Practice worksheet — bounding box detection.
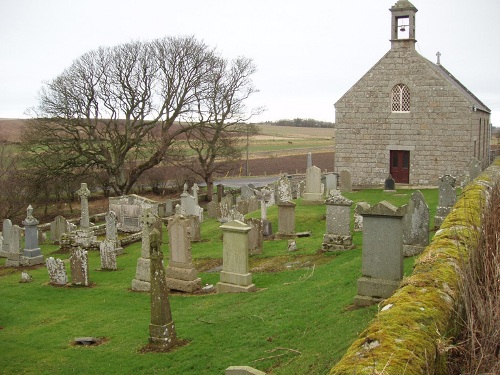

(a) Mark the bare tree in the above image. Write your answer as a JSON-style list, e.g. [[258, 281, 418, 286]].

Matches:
[[174, 56, 262, 199], [22, 36, 256, 196], [0, 145, 30, 221]]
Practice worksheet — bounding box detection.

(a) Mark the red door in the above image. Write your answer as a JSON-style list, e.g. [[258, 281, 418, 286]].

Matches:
[[390, 150, 410, 183]]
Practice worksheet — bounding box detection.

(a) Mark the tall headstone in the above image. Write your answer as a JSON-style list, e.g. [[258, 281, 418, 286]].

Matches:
[[403, 191, 430, 257], [189, 215, 201, 242], [257, 188, 272, 237], [5, 225, 22, 266], [276, 202, 296, 239], [0, 219, 12, 258], [165, 215, 201, 293], [21, 205, 44, 266], [324, 173, 338, 194], [434, 174, 457, 228], [307, 152, 312, 169], [191, 183, 199, 205], [339, 170, 352, 193], [217, 220, 256, 293], [148, 228, 178, 349], [131, 208, 159, 292], [100, 239, 117, 270], [354, 201, 406, 306], [105, 210, 123, 255], [217, 184, 225, 203], [303, 166, 323, 204], [322, 194, 354, 251], [75, 183, 96, 247], [46, 257, 68, 285], [70, 245, 90, 286]]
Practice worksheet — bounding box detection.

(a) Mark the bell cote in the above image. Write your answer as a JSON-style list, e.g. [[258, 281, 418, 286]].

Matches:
[[390, 0, 418, 49]]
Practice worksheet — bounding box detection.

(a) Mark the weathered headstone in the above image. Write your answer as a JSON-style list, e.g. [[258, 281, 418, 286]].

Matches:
[[21, 205, 44, 266], [70, 246, 90, 286], [5, 225, 22, 266], [148, 228, 178, 349], [303, 166, 323, 204], [131, 208, 159, 292], [240, 184, 255, 200], [50, 215, 69, 243], [245, 218, 263, 255], [384, 175, 396, 192], [75, 183, 96, 247], [276, 201, 296, 239], [434, 174, 457, 228], [276, 175, 293, 203], [165, 214, 201, 293], [229, 206, 245, 222], [403, 191, 429, 257], [0, 219, 12, 258], [353, 202, 370, 232], [324, 173, 338, 194], [206, 201, 220, 219], [322, 194, 354, 251], [216, 184, 225, 203], [354, 201, 406, 306], [189, 215, 201, 242], [100, 239, 117, 270], [339, 169, 352, 193], [105, 210, 123, 255], [287, 239, 297, 252], [217, 220, 256, 293], [46, 257, 68, 285]]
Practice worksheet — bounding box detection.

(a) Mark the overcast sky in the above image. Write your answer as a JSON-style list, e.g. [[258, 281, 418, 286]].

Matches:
[[1, 0, 499, 125]]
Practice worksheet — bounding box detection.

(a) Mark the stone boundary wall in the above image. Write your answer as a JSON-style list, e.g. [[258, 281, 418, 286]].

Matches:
[[330, 159, 500, 374]]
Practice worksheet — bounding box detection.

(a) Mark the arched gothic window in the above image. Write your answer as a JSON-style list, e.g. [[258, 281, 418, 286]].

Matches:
[[391, 84, 410, 112]]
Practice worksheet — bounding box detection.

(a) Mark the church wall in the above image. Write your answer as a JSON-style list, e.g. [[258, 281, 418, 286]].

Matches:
[[335, 47, 478, 186]]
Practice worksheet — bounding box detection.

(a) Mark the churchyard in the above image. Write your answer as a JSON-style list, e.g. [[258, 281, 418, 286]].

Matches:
[[0, 180, 442, 374]]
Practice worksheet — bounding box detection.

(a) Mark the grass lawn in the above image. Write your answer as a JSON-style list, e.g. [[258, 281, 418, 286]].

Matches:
[[0, 189, 440, 374]]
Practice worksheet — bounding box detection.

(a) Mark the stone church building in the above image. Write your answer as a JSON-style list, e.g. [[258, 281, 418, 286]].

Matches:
[[334, 0, 491, 186]]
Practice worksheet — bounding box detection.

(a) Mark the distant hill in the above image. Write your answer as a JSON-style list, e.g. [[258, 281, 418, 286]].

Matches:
[[0, 119, 26, 143]]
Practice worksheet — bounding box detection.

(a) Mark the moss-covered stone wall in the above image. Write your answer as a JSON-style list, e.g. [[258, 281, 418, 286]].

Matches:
[[330, 159, 500, 375]]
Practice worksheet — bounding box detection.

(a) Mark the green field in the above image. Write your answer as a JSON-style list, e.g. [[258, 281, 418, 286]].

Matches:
[[0, 189, 439, 374]]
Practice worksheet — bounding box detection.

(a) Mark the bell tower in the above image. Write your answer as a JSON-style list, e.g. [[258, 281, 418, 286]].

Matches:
[[390, 0, 418, 49]]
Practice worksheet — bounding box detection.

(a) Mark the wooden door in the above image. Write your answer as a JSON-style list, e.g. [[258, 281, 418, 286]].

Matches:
[[390, 150, 410, 183]]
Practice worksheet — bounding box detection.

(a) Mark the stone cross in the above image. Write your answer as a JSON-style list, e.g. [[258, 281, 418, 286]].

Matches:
[[307, 152, 312, 169], [149, 228, 178, 349], [436, 51, 441, 65], [140, 208, 158, 258], [76, 183, 91, 229]]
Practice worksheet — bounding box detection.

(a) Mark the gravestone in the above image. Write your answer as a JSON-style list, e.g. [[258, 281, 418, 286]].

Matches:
[[148, 228, 178, 349], [229, 206, 245, 222], [226, 366, 266, 375], [353, 202, 370, 232], [217, 184, 225, 203], [384, 175, 396, 192], [257, 188, 273, 237], [0, 219, 12, 258], [468, 157, 481, 181], [324, 173, 338, 194], [287, 240, 297, 252], [109, 194, 160, 232], [303, 166, 323, 204], [276, 201, 296, 239], [434, 174, 457, 228], [206, 201, 220, 219], [131, 208, 160, 292], [240, 184, 255, 200], [164, 200, 174, 217], [180, 184, 196, 216], [70, 246, 90, 286], [100, 239, 117, 270], [46, 257, 68, 285], [339, 169, 352, 193], [307, 152, 312, 169], [75, 183, 96, 247], [50, 215, 70, 243], [403, 191, 429, 257], [105, 210, 123, 255], [217, 220, 256, 293], [354, 201, 406, 306], [21, 205, 44, 266], [245, 218, 263, 255], [165, 214, 201, 293], [276, 175, 293, 203], [5, 225, 22, 267], [322, 194, 354, 251], [189, 215, 201, 242], [247, 196, 259, 213]]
